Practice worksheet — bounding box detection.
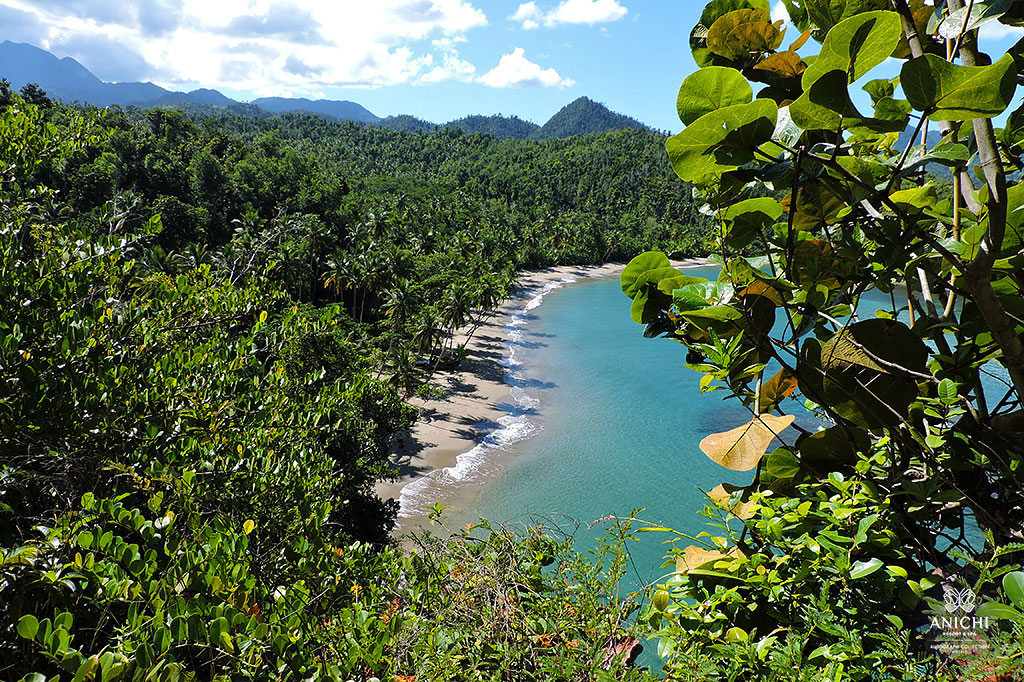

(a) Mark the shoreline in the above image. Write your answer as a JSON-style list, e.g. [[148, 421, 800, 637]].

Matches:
[[376, 258, 712, 531]]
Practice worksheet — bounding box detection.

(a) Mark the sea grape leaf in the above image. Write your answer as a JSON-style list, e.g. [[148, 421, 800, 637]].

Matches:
[[680, 306, 746, 325], [707, 483, 757, 518], [692, 0, 773, 67], [938, 1, 1016, 39], [722, 197, 784, 248], [802, 11, 902, 87], [17, 615, 39, 640], [890, 183, 939, 212], [621, 251, 671, 298], [823, 369, 920, 429], [677, 67, 753, 126], [798, 425, 869, 468], [667, 99, 778, 184], [804, 0, 890, 40], [792, 69, 904, 132], [901, 53, 1017, 121], [764, 446, 802, 478], [754, 51, 807, 78], [657, 275, 709, 295], [760, 367, 799, 411], [863, 77, 896, 103], [674, 281, 736, 311], [700, 413, 796, 471], [783, 185, 846, 230], [820, 319, 928, 374], [791, 70, 866, 130], [707, 9, 785, 62], [631, 288, 670, 324]]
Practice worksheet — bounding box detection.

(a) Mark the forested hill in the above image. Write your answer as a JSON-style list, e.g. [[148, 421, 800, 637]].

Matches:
[[0, 42, 652, 139], [533, 97, 649, 139], [0, 86, 700, 680]]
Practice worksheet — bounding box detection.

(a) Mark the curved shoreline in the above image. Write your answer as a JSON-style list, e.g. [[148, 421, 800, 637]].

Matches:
[[375, 259, 710, 530]]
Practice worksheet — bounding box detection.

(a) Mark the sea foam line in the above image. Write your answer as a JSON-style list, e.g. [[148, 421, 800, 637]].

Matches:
[[397, 276, 577, 518]]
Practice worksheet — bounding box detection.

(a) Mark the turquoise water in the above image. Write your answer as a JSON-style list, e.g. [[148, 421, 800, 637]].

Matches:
[[442, 270, 752, 581], [430, 270, 1000, 579]]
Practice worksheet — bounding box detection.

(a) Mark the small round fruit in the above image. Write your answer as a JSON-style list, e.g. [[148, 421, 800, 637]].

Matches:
[[652, 590, 671, 612]]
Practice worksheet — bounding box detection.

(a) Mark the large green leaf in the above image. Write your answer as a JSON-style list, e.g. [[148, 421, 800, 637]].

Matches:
[[791, 69, 903, 131], [1005, 571, 1024, 610], [798, 426, 870, 468], [722, 197, 784, 248], [666, 100, 778, 184], [901, 54, 1017, 121], [804, 0, 890, 39], [674, 281, 736, 311], [657, 275, 709, 295], [802, 11, 902, 87], [17, 614, 39, 640], [706, 8, 785, 61], [621, 251, 671, 298], [976, 602, 1024, 621], [677, 67, 753, 126]]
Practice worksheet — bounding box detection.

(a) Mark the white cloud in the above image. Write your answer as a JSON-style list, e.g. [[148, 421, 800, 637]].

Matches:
[[544, 0, 627, 26], [479, 47, 575, 88], [2, 0, 489, 93], [771, 1, 790, 24], [510, 0, 627, 29], [418, 35, 476, 83], [510, 2, 541, 29]]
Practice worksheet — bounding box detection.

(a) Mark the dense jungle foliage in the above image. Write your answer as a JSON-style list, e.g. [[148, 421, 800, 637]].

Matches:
[[622, 0, 1024, 680], [0, 75, 705, 681]]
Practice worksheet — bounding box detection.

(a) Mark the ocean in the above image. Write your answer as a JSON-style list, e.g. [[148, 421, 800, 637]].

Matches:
[[433, 269, 752, 580]]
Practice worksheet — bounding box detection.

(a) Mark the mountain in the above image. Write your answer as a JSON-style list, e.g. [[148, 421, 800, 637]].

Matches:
[[532, 97, 648, 139], [379, 115, 435, 133], [444, 115, 540, 139], [0, 40, 233, 108], [250, 97, 379, 124], [0, 42, 653, 138]]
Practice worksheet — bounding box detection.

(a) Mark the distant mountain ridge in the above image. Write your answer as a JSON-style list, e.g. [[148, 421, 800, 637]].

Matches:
[[0, 40, 650, 139]]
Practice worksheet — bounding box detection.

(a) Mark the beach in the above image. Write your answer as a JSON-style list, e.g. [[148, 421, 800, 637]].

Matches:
[[376, 259, 710, 531]]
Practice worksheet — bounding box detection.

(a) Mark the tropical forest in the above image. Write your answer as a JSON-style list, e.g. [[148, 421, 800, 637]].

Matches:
[[2, 0, 1024, 681]]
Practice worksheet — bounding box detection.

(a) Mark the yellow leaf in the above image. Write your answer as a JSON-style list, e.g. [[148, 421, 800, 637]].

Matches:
[[675, 545, 740, 573], [243, 519, 255, 535], [699, 414, 795, 471], [754, 51, 806, 78], [707, 483, 757, 519], [759, 368, 799, 413]]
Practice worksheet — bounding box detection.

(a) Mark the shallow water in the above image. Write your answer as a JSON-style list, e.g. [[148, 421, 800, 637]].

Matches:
[[413, 270, 999, 578], [434, 270, 751, 580]]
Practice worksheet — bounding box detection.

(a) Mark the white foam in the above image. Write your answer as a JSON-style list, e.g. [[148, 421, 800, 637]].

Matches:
[[397, 276, 577, 518]]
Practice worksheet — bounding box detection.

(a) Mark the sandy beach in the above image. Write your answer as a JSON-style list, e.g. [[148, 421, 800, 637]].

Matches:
[[376, 258, 711, 529]]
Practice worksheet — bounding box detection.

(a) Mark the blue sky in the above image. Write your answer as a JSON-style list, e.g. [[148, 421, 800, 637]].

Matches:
[[1, 1, 1022, 130]]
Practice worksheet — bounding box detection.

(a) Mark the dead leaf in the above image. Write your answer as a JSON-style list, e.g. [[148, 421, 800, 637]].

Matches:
[[699, 414, 796, 471]]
